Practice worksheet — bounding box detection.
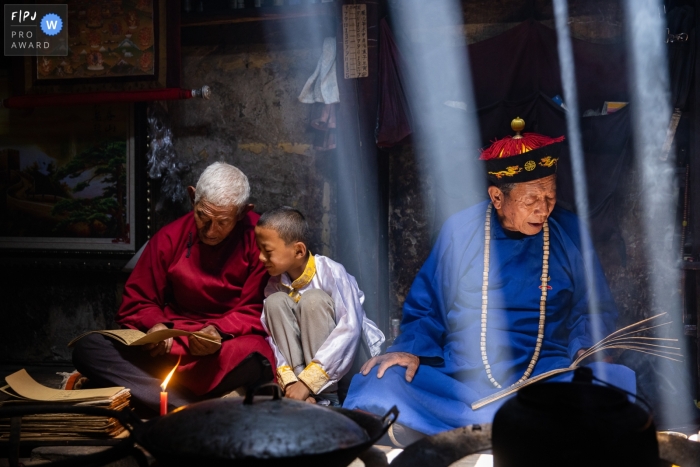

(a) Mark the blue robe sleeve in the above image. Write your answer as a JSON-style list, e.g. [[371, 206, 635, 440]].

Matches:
[[555, 208, 618, 360], [388, 208, 481, 364], [388, 245, 448, 363]]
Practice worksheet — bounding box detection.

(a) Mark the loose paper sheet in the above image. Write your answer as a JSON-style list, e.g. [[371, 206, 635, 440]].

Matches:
[[5, 370, 123, 402]]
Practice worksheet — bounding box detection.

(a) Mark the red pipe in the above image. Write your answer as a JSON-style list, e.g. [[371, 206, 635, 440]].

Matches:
[[2, 86, 211, 108]]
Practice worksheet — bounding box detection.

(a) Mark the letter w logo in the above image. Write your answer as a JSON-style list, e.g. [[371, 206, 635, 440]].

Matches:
[[45, 20, 58, 30]]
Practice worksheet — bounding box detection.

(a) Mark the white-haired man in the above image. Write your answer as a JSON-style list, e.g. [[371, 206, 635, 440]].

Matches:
[[72, 162, 274, 415]]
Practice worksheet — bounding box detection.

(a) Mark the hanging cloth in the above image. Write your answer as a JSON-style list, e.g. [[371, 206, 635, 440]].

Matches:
[[376, 18, 413, 148], [298, 37, 339, 105]]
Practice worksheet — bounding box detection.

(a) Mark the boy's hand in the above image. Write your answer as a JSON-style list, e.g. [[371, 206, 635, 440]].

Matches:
[[285, 381, 311, 401], [144, 323, 173, 357], [188, 325, 222, 356]]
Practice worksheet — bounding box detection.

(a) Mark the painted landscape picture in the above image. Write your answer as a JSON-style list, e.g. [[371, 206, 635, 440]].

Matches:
[[0, 97, 134, 250], [37, 0, 155, 81]]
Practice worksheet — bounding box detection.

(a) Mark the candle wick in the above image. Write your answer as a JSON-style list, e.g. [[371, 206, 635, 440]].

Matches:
[[161, 355, 182, 392]]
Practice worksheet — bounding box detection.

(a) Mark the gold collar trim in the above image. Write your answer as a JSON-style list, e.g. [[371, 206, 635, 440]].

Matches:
[[284, 253, 316, 303]]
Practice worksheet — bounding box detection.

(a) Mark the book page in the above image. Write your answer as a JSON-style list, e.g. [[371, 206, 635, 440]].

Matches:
[[66, 329, 144, 347], [130, 329, 221, 345], [471, 367, 575, 410], [5, 370, 123, 402], [68, 328, 221, 347]]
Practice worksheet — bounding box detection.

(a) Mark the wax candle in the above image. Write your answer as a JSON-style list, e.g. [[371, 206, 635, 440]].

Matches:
[[160, 391, 168, 416], [159, 355, 181, 416]]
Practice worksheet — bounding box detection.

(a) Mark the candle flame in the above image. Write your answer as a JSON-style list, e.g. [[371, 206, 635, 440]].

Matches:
[[160, 355, 181, 391]]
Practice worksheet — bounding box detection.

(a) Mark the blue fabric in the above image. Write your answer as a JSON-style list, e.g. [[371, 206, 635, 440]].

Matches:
[[343, 201, 636, 435]]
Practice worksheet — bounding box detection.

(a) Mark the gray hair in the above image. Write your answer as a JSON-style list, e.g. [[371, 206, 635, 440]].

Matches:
[[195, 162, 250, 209], [496, 182, 515, 196]]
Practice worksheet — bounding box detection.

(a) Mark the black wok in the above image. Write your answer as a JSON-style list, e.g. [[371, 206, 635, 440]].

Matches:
[[0, 384, 397, 467]]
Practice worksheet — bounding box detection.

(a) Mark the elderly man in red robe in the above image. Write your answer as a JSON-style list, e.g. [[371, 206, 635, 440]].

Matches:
[[72, 162, 274, 415]]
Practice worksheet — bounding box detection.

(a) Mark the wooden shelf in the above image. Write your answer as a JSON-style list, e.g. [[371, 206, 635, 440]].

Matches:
[[181, 3, 336, 27], [682, 262, 700, 270]]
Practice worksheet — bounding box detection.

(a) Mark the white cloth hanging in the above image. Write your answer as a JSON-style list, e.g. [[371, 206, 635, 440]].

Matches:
[[298, 37, 339, 105]]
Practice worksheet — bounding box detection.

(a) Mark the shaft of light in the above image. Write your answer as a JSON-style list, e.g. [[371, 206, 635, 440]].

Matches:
[[622, 0, 678, 320], [389, 0, 484, 227], [623, 0, 689, 427], [552, 0, 603, 343], [161, 355, 182, 392]]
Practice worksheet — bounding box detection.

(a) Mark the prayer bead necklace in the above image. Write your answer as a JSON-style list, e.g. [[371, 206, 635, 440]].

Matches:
[[481, 203, 549, 389]]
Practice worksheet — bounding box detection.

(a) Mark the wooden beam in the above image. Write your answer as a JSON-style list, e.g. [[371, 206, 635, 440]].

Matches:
[[180, 4, 336, 27]]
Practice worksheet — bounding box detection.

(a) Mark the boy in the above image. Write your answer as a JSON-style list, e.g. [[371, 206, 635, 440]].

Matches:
[[255, 206, 384, 406]]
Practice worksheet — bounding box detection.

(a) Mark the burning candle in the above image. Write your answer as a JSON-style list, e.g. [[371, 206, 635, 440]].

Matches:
[[160, 355, 181, 416]]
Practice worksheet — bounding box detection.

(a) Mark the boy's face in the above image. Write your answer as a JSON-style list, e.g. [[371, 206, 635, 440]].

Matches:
[[255, 226, 304, 277]]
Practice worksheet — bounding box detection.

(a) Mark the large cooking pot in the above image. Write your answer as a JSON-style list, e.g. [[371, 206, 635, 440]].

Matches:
[[134, 384, 397, 466], [0, 384, 397, 467]]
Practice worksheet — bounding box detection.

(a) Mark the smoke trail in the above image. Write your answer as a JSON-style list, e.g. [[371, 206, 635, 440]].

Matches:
[[551, 0, 603, 343]]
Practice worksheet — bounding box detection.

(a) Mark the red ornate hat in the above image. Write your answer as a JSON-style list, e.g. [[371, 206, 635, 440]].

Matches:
[[480, 117, 565, 184]]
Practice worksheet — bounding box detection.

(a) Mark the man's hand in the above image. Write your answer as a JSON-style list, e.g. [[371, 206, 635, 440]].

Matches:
[[360, 352, 420, 383], [188, 325, 222, 356], [143, 323, 173, 357], [285, 381, 311, 401]]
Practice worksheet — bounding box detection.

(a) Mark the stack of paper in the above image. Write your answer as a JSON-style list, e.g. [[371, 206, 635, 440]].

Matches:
[[0, 369, 130, 441]]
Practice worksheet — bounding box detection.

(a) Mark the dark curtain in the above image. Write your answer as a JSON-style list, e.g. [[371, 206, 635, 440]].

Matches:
[[376, 18, 413, 148], [468, 20, 628, 110]]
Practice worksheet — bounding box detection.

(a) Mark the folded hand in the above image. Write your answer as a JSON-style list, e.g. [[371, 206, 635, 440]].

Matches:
[[285, 381, 311, 401], [188, 325, 222, 356], [143, 323, 173, 357]]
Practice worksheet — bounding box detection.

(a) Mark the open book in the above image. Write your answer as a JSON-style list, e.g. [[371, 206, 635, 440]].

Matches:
[[471, 313, 681, 410], [68, 328, 221, 348]]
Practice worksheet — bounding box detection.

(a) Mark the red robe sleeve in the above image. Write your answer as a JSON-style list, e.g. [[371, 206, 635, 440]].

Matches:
[[163, 217, 270, 356], [116, 225, 175, 331], [203, 247, 268, 337], [162, 231, 269, 339]]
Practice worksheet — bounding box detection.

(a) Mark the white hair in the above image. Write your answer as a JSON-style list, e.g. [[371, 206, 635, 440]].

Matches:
[[195, 162, 250, 209]]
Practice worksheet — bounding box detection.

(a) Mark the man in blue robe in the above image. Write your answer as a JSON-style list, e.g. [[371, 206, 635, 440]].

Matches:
[[343, 119, 635, 438]]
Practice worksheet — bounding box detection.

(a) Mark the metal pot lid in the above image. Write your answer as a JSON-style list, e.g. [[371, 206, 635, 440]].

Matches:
[[139, 385, 370, 461]]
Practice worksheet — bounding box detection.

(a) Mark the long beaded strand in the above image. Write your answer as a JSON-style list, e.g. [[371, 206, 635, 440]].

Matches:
[[481, 203, 549, 389]]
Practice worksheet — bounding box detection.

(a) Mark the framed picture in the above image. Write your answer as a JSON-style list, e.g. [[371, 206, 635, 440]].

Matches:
[[37, 0, 157, 82], [0, 101, 150, 266], [0, 102, 136, 250], [12, 0, 180, 93]]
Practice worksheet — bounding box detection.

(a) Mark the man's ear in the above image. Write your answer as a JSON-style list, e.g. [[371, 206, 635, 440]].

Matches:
[[294, 242, 308, 259], [187, 186, 196, 208], [237, 203, 254, 219], [488, 185, 505, 210]]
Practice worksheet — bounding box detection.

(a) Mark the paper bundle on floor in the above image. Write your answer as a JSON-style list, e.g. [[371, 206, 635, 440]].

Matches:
[[0, 369, 130, 440]]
